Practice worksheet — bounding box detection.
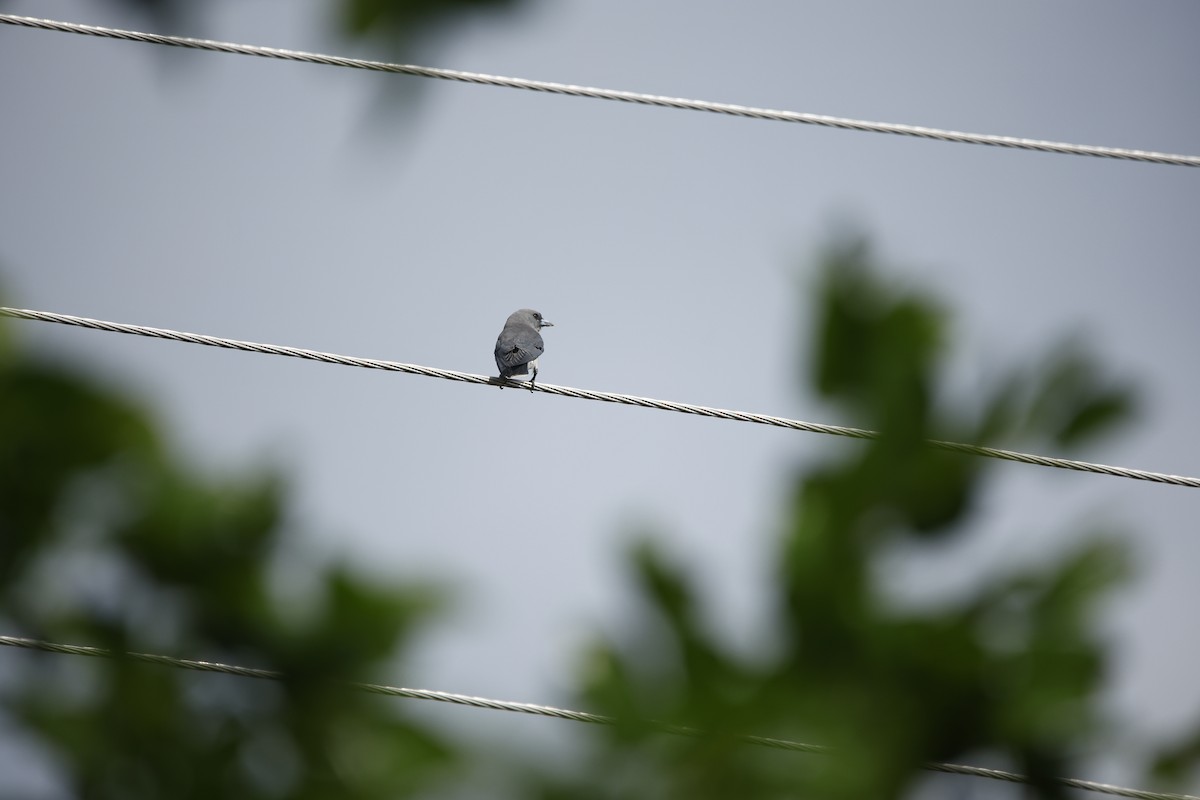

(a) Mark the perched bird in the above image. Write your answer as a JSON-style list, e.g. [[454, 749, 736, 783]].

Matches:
[[494, 309, 554, 388]]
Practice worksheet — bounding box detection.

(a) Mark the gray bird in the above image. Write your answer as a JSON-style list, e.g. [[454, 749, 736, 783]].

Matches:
[[494, 309, 554, 388]]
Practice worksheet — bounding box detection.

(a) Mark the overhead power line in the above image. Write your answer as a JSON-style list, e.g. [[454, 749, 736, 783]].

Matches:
[[0, 636, 1192, 800], [2, 305, 1197, 488], [1, 14, 1197, 167]]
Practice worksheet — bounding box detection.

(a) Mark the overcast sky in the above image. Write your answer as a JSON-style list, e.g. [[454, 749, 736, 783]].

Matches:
[[2, 0, 1198, 792]]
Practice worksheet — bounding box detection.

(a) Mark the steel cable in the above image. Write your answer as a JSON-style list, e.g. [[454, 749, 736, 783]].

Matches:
[[1, 14, 1197, 167], [0, 636, 1192, 800], [1, 305, 1197, 488]]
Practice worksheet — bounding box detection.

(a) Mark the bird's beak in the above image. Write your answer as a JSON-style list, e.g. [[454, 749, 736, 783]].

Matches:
[[541, 320, 555, 328]]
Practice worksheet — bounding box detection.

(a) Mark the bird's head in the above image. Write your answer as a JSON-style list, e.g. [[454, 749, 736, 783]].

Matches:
[[515, 309, 554, 329]]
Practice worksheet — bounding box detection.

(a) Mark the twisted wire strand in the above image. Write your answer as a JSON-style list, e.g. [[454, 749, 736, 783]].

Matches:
[[3, 305, 1197, 488], [1, 14, 1198, 168], [0, 636, 1192, 800]]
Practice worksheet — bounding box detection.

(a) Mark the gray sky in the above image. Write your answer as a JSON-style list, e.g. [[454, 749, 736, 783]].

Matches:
[[2, 0, 1198, 791]]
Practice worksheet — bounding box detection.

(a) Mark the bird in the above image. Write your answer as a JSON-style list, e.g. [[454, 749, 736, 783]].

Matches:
[[494, 309, 554, 389]]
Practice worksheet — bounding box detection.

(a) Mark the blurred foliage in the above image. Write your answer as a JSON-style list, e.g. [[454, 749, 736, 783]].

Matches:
[[0, 310, 453, 798], [99, 0, 525, 53], [3, 232, 1195, 799], [93, 0, 530, 125], [531, 238, 1146, 799], [1154, 729, 1200, 792], [16, 2, 1191, 798], [336, 0, 523, 48]]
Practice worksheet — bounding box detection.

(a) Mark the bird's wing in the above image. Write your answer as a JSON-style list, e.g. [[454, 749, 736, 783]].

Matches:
[[495, 327, 544, 368]]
